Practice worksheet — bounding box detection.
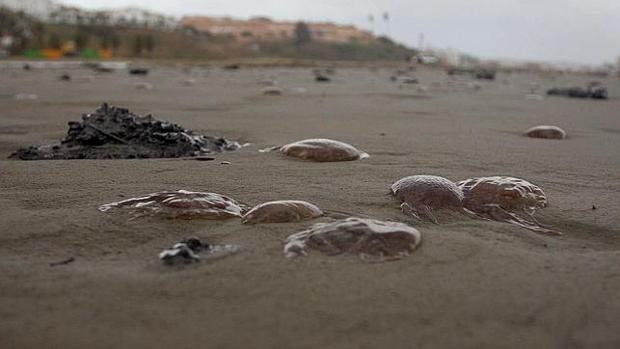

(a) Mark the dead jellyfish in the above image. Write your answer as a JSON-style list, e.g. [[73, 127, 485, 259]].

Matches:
[[99, 190, 244, 220], [242, 200, 323, 224], [262, 138, 369, 162], [159, 237, 240, 266], [457, 176, 559, 235], [525, 125, 566, 139], [284, 217, 422, 262], [390, 175, 464, 224], [262, 86, 283, 95]]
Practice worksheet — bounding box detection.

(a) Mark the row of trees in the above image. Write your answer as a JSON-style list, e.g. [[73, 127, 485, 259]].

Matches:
[[1, 7, 158, 56]]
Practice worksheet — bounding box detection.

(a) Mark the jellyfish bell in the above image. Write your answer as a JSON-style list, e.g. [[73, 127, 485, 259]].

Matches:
[[284, 217, 422, 262], [525, 125, 566, 140], [262, 86, 283, 95], [242, 200, 323, 224], [266, 138, 369, 162], [390, 175, 464, 224], [456, 176, 558, 235], [99, 190, 244, 220]]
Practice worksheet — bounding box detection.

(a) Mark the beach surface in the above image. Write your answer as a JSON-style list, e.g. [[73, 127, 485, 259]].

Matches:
[[1, 64, 620, 348]]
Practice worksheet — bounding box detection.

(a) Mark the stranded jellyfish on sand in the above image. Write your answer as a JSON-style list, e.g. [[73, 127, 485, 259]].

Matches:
[[525, 125, 566, 140], [284, 217, 422, 262], [390, 175, 464, 224], [99, 190, 244, 220], [242, 200, 323, 224], [457, 176, 559, 235], [261, 138, 369, 162]]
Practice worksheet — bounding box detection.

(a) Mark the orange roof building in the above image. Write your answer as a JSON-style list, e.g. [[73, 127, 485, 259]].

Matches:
[[181, 16, 373, 44]]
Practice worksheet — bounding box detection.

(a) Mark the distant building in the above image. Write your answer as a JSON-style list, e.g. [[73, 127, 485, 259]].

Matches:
[[181, 16, 374, 44]]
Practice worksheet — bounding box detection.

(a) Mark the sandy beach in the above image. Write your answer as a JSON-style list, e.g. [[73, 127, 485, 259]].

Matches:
[[1, 64, 620, 348]]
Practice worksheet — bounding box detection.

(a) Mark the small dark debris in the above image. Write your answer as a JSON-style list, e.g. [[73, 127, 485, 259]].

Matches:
[[194, 156, 215, 161], [129, 68, 149, 76], [313, 69, 332, 82], [49, 257, 75, 267], [474, 69, 496, 80], [159, 237, 210, 266], [315, 74, 331, 83], [223, 64, 241, 70], [592, 205, 597, 210], [59, 74, 71, 81]]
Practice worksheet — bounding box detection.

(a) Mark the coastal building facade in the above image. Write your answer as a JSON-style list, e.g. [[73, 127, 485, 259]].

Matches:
[[181, 16, 373, 44]]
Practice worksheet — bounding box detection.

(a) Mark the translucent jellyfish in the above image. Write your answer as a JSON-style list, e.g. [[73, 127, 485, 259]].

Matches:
[[284, 217, 422, 262], [457, 176, 559, 235], [390, 175, 464, 224], [262, 138, 369, 162], [159, 237, 240, 266], [525, 125, 566, 139], [99, 190, 244, 220], [242, 200, 323, 224], [262, 86, 283, 95]]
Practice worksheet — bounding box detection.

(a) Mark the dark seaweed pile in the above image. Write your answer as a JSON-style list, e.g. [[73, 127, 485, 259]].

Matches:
[[11, 103, 240, 160]]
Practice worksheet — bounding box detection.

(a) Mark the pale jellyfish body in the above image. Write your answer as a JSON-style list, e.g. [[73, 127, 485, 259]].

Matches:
[[525, 125, 566, 139], [266, 138, 369, 162], [242, 200, 323, 224], [390, 175, 464, 223], [262, 86, 283, 95], [99, 190, 244, 220], [457, 176, 558, 235], [284, 217, 422, 262]]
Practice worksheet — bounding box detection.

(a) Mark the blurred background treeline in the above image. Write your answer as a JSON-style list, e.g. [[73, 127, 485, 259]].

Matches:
[[0, 6, 416, 61]]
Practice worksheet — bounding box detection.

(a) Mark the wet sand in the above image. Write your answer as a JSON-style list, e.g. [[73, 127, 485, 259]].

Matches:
[[1, 65, 620, 348]]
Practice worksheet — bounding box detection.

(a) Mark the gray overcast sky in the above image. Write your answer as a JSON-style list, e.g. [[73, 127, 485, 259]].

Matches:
[[61, 0, 620, 65]]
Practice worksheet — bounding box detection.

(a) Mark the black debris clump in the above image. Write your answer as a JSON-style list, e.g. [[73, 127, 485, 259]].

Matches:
[[223, 64, 241, 70], [473, 69, 496, 80], [129, 68, 149, 76], [159, 237, 211, 265], [547, 82, 608, 100], [11, 103, 241, 160], [313, 69, 332, 82]]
